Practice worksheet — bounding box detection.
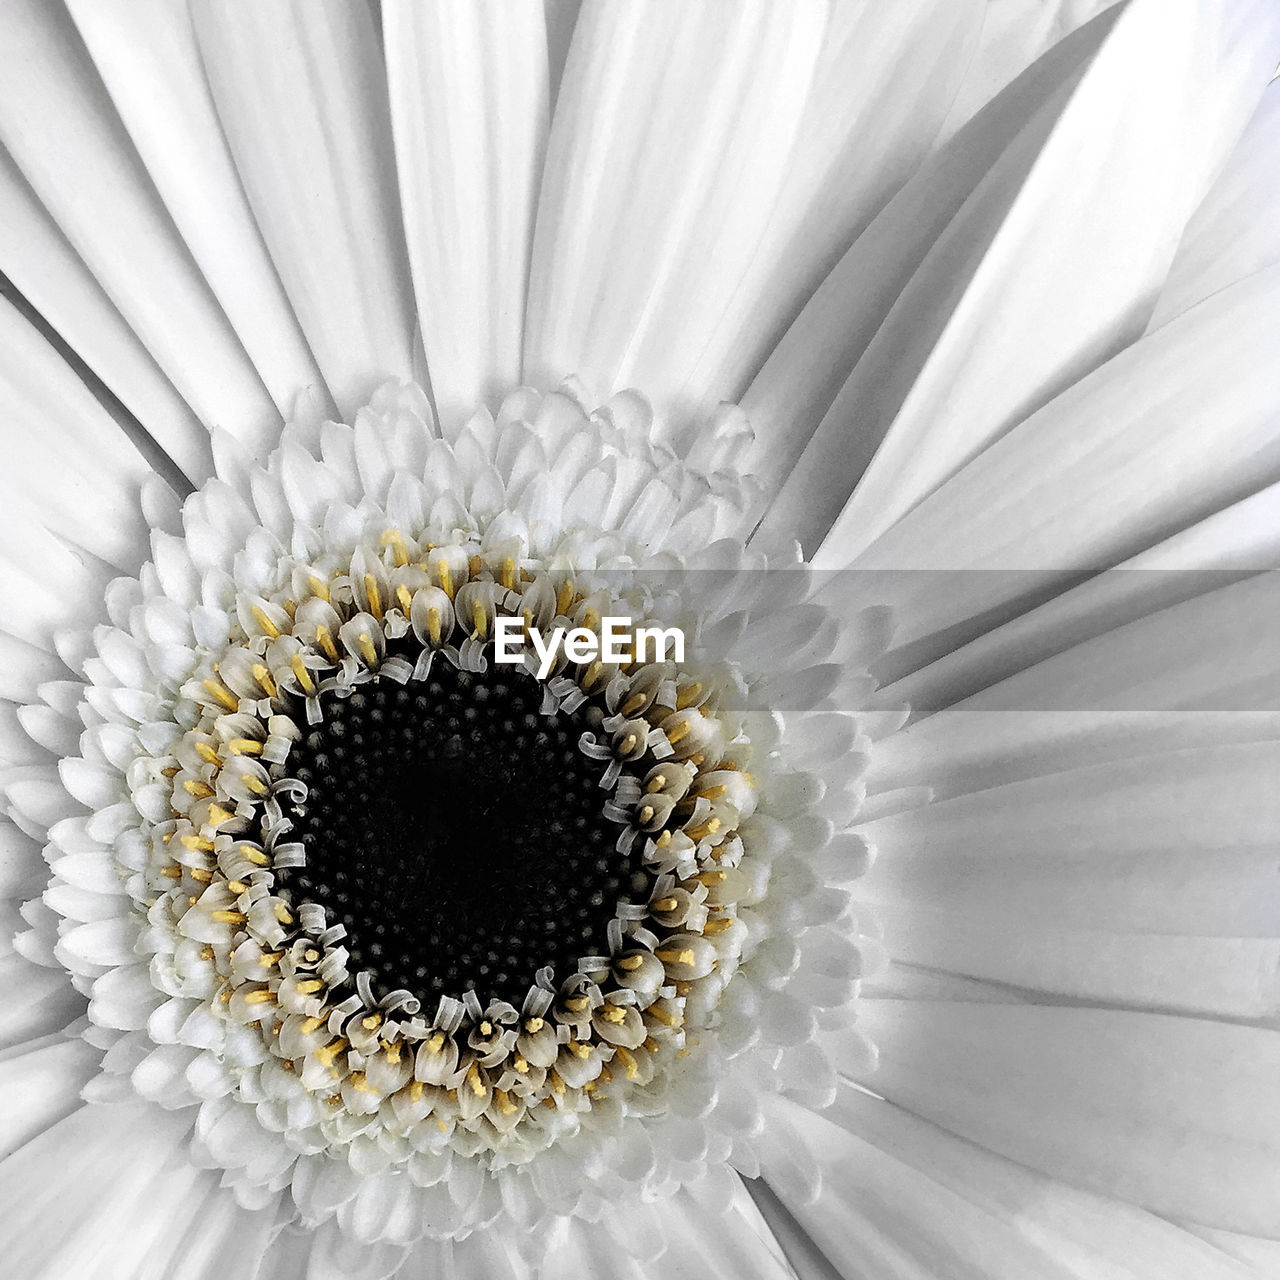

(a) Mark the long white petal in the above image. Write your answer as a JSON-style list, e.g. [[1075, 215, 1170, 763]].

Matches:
[[755, 1089, 1264, 1280], [0, 0, 280, 447], [844, 1000, 1280, 1235], [66, 0, 331, 436], [384, 0, 549, 432], [191, 0, 417, 419], [760, 0, 1280, 555], [523, 0, 825, 428]]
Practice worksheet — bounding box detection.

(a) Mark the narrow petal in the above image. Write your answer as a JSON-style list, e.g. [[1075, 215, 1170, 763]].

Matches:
[[759, 0, 1280, 555], [66, 0, 332, 437], [1150, 81, 1280, 328], [754, 1089, 1264, 1279], [384, 0, 549, 431], [523, 0, 825, 429], [191, 0, 418, 418], [0, 0, 280, 447], [847, 1000, 1280, 1235]]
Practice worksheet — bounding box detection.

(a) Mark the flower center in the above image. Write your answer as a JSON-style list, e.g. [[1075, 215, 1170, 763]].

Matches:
[[282, 660, 645, 1004]]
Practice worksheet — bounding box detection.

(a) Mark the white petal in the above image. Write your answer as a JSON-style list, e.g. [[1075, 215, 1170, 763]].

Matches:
[[1150, 81, 1280, 329], [0, 148, 211, 481], [676, 0, 986, 428], [844, 264, 1280, 650], [191, 0, 417, 418], [523, 0, 825, 427], [0, 0, 279, 446], [762, 0, 1280, 555], [0, 1032, 100, 1161], [847, 1000, 1280, 1235], [384, 0, 549, 431], [66, 0, 331, 437], [754, 1089, 1264, 1280]]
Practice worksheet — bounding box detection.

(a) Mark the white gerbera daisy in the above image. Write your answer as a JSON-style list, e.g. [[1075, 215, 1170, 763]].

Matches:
[[1, 2, 1278, 1278]]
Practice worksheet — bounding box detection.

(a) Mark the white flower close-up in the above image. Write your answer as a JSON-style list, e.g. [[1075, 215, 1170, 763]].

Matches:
[[1, 1, 1279, 1277]]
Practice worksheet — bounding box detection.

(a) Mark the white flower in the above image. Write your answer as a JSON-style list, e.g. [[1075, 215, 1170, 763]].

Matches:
[[0, 3, 1278, 1279]]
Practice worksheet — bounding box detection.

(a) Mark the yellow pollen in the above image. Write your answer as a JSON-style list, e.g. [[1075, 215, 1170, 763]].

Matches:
[[357, 632, 378, 665], [243, 775, 269, 797], [655, 831, 672, 849], [275, 903, 295, 925], [468, 554, 483, 578], [645, 774, 666, 793], [647, 1004, 680, 1027], [435, 559, 454, 598], [363, 573, 383, 621], [427, 606, 443, 647], [644, 1036, 660, 1053], [501, 557, 516, 590], [304, 949, 320, 963], [676, 682, 703, 710], [622, 693, 647, 717], [362, 1013, 383, 1031], [618, 955, 645, 972], [600, 1005, 627, 1024], [307, 575, 331, 602], [549, 1070, 565, 1096], [349, 1071, 373, 1093], [665, 719, 691, 746], [314, 1038, 347, 1066], [211, 910, 246, 924], [161, 864, 182, 879], [395, 585, 414, 617], [199, 945, 215, 961], [184, 779, 215, 799], [385, 1041, 401, 1063], [289, 654, 316, 694], [315, 625, 340, 663], [250, 605, 281, 638], [470, 599, 487, 640], [638, 804, 655, 825], [620, 733, 638, 755], [195, 741, 220, 766], [203, 679, 238, 711], [301, 1016, 327, 1035], [615, 1047, 640, 1080], [555, 582, 574, 616], [228, 737, 263, 755], [244, 989, 276, 1005], [496, 1088, 517, 1115], [598, 1064, 613, 1085], [582, 660, 603, 690], [381, 529, 410, 567], [466, 1064, 485, 1097], [657, 947, 696, 966], [427, 1032, 446, 1053], [523, 1017, 544, 1033], [206, 804, 234, 827], [250, 663, 277, 697], [258, 951, 282, 967], [686, 818, 721, 841], [698, 784, 726, 800], [703, 917, 734, 935], [567, 1041, 592, 1059], [479, 1020, 493, 1037], [563, 996, 590, 1014], [698, 869, 728, 885], [190, 867, 213, 883], [295, 978, 324, 994], [226, 880, 248, 895], [180, 834, 214, 852], [408, 1080, 424, 1102], [513, 1056, 529, 1074], [653, 897, 678, 913]]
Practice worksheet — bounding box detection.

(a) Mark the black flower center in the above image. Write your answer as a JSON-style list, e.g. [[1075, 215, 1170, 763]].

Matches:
[[281, 659, 646, 1005]]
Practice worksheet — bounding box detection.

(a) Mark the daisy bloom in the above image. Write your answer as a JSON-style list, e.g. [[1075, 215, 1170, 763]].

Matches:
[[2, 1, 1280, 1277]]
